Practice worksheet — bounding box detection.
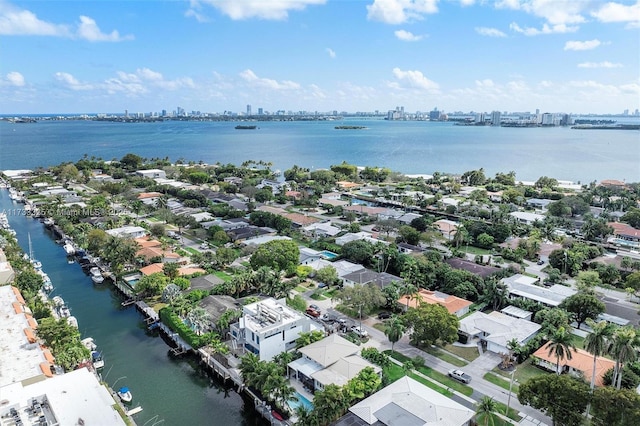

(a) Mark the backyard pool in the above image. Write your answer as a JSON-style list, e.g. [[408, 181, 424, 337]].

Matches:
[[287, 391, 314, 412], [320, 250, 338, 260]]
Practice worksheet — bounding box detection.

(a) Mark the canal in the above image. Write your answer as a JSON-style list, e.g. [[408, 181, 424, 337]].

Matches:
[[1, 189, 263, 426]]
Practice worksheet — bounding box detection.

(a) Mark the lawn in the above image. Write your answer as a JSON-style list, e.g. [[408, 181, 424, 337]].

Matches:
[[409, 373, 453, 397], [493, 358, 548, 384], [212, 271, 232, 282], [373, 323, 387, 333], [442, 344, 479, 362], [459, 246, 492, 255], [294, 286, 308, 293], [310, 293, 327, 300], [385, 351, 473, 396], [484, 372, 519, 393], [184, 247, 199, 255], [426, 346, 468, 367], [572, 334, 585, 350]]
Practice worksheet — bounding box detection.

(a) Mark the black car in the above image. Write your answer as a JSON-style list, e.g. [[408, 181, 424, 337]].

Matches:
[[377, 311, 391, 320]]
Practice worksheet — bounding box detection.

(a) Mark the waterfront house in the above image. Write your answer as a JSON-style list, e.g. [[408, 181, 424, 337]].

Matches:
[[136, 168, 166, 179], [398, 289, 472, 317], [305, 259, 364, 279], [287, 335, 381, 393], [106, 225, 147, 239], [509, 211, 545, 225], [607, 222, 640, 250], [502, 274, 576, 307], [189, 274, 225, 293], [299, 247, 324, 265], [458, 311, 541, 355], [335, 375, 474, 426], [532, 343, 615, 386], [445, 258, 500, 278], [302, 221, 341, 238], [230, 297, 320, 361]]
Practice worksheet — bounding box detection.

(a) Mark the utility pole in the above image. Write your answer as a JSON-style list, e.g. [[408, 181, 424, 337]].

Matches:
[[506, 368, 517, 417]]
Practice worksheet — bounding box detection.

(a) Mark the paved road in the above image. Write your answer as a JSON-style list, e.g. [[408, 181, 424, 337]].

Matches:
[[302, 294, 551, 426]]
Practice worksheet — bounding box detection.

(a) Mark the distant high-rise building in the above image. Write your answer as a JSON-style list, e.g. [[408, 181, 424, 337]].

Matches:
[[247, 105, 252, 116], [258, 108, 264, 115], [491, 111, 501, 126], [535, 108, 540, 115], [475, 113, 485, 124], [124, 109, 129, 118], [161, 109, 167, 117], [623, 109, 629, 116], [429, 108, 441, 121]]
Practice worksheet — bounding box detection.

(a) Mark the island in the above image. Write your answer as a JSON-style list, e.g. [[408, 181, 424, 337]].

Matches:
[[235, 125, 257, 130], [334, 125, 366, 130]]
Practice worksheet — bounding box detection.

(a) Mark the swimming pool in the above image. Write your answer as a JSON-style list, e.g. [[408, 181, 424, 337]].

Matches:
[[320, 250, 338, 260], [287, 391, 314, 412]]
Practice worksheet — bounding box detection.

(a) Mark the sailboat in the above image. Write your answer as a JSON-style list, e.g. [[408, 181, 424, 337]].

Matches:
[[28, 233, 42, 270]]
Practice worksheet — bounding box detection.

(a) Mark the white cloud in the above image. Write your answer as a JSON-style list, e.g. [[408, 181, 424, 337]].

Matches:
[[591, 1, 640, 23], [326, 48, 336, 58], [76, 16, 133, 42], [564, 39, 602, 51], [497, 0, 587, 25], [578, 61, 623, 68], [185, 1, 210, 23], [475, 27, 506, 37], [6, 71, 25, 86], [394, 29, 423, 41], [457, 0, 476, 6], [239, 69, 301, 90], [366, 0, 438, 24], [0, 2, 133, 41], [54, 72, 93, 91], [510, 22, 578, 35], [390, 67, 439, 91], [0, 2, 70, 36], [195, 0, 326, 20]]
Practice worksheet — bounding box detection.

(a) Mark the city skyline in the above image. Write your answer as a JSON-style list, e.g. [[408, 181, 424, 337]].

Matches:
[[1, 0, 639, 114]]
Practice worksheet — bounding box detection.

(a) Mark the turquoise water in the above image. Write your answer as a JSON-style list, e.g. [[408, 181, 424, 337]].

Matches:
[[1, 119, 638, 183], [320, 250, 338, 260], [287, 391, 314, 412]]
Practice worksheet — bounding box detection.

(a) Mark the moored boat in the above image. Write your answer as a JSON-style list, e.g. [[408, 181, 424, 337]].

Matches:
[[63, 241, 75, 256], [81, 337, 97, 351], [90, 267, 105, 284], [91, 351, 104, 369], [117, 387, 132, 403]]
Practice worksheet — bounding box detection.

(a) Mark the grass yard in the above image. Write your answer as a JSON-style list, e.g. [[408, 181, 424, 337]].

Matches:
[[385, 351, 473, 396], [373, 323, 387, 333], [184, 247, 199, 255], [493, 358, 548, 384], [442, 344, 479, 362], [572, 334, 585, 350], [484, 372, 519, 393], [460, 246, 492, 255], [212, 271, 232, 282], [310, 293, 327, 300], [426, 347, 468, 367], [294, 286, 308, 293], [409, 373, 453, 397]]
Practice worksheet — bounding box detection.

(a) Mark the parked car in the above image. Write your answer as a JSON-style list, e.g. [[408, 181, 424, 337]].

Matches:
[[350, 325, 368, 337], [200, 242, 209, 249], [309, 304, 321, 313], [321, 313, 336, 323], [317, 282, 328, 289], [537, 259, 545, 265], [448, 369, 472, 384], [377, 311, 391, 320], [305, 308, 321, 318]]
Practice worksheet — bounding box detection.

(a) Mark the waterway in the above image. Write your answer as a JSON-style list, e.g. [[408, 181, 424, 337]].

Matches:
[[1, 189, 263, 426]]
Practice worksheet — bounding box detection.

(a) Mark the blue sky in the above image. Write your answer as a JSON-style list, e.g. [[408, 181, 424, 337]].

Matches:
[[1, 0, 639, 114]]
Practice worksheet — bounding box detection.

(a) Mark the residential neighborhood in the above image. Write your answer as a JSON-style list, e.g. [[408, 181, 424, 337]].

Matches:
[[2, 156, 640, 425]]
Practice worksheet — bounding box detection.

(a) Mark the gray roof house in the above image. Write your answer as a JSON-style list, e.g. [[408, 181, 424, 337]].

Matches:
[[502, 274, 576, 307], [459, 311, 541, 355]]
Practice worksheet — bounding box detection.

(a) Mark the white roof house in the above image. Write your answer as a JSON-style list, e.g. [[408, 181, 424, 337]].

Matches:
[[106, 225, 147, 239], [230, 298, 319, 361], [503, 274, 576, 307], [0, 368, 125, 426], [459, 311, 541, 355], [509, 211, 545, 225], [302, 222, 342, 238], [305, 259, 364, 278], [346, 376, 474, 426], [288, 335, 381, 392], [136, 168, 166, 179]]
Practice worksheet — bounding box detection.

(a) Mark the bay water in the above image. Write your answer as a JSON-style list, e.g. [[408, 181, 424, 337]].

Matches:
[[1, 119, 638, 183]]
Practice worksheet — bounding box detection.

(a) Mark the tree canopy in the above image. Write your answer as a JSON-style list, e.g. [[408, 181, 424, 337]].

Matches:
[[249, 239, 300, 275]]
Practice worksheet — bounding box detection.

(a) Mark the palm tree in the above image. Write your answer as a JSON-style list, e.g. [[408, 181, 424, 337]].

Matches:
[[401, 282, 419, 310], [239, 353, 260, 383], [609, 326, 640, 390], [384, 315, 406, 353], [584, 319, 614, 390], [187, 307, 210, 336], [547, 326, 576, 375], [475, 396, 497, 426]]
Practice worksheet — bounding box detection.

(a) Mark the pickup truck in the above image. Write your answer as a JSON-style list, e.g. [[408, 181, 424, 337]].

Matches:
[[448, 369, 472, 384]]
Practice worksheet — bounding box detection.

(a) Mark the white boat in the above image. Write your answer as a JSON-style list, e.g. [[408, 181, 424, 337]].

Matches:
[[91, 351, 104, 369], [90, 267, 105, 284], [117, 387, 132, 403], [52, 296, 65, 307], [38, 270, 53, 292], [63, 241, 75, 256], [43, 218, 54, 226], [28, 233, 42, 270], [81, 337, 97, 351], [58, 304, 70, 318], [67, 316, 78, 328]]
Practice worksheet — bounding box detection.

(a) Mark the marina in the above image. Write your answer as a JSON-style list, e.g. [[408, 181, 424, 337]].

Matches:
[[0, 189, 262, 426]]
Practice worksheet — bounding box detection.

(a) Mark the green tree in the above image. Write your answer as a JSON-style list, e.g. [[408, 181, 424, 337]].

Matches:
[[591, 386, 640, 426], [344, 367, 381, 403], [135, 272, 170, 297], [518, 374, 590, 426], [547, 326, 576, 375], [609, 327, 640, 390], [475, 396, 497, 426], [315, 265, 339, 287], [120, 153, 143, 170], [249, 239, 300, 275], [585, 319, 615, 391], [620, 208, 640, 228], [340, 240, 375, 266], [16, 269, 44, 297], [163, 262, 180, 280], [295, 330, 326, 349], [335, 284, 386, 317], [559, 292, 605, 330], [312, 384, 350, 424], [384, 315, 406, 353], [405, 304, 459, 347]]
